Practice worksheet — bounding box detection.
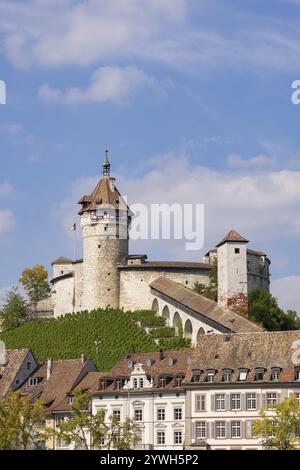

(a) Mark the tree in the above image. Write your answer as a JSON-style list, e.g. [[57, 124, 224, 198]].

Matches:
[[248, 289, 300, 331], [0, 287, 28, 331], [252, 396, 300, 450], [19, 265, 50, 303], [193, 258, 218, 301], [54, 390, 140, 450], [0, 391, 46, 450]]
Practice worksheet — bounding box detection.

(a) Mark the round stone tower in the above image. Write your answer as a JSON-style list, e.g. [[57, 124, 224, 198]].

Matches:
[[78, 152, 131, 311]]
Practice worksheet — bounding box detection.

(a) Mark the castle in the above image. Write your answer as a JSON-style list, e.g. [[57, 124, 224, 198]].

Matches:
[[39, 153, 271, 343]]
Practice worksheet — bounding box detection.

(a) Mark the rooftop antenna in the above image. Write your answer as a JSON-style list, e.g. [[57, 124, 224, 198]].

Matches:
[[102, 145, 110, 176]]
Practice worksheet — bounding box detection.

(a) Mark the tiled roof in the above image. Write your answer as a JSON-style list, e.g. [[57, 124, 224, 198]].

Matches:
[[78, 176, 129, 214], [184, 331, 300, 384], [150, 277, 262, 333], [119, 261, 212, 270], [216, 229, 249, 247], [51, 256, 74, 265], [20, 358, 96, 413], [0, 349, 32, 398], [88, 350, 192, 394]]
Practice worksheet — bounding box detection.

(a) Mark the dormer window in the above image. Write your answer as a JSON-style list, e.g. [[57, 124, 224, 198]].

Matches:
[[116, 378, 126, 390], [146, 359, 154, 367], [222, 370, 232, 382], [133, 378, 138, 389], [100, 380, 107, 390], [206, 370, 215, 383], [295, 368, 300, 381], [255, 368, 265, 381], [175, 375, 184, 387], [68, 396, 75, 405], [168, 357, 177, 366], [271, 368, 280, 381], [238, 369, 248, 382], [159, 376, 167, 388], [128, 360, 133, 368], [140, 378, 144, 389], [28, 377, 38, 387], [191, 369, 201, 383]]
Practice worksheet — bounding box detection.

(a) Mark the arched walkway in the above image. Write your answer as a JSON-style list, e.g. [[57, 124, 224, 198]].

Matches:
[[151, 298, 159, 313], [196, 327, 205, 342], [184, 319, 193, 339], [172, 311, 181, 327], [162, 305, 170, 325]]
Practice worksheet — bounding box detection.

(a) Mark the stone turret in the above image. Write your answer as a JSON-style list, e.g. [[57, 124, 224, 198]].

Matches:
[[78, 151, 131, 311], [216, 229, 249, 316]]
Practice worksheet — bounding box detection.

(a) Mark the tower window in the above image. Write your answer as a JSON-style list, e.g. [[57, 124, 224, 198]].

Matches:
[[235, 248, 240, 254], [107, 272, 110, 276], [98, 245, 101, 249], [107, 288, 111, 292]]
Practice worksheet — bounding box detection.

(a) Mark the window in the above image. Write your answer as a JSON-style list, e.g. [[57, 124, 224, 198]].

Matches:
[[174, 408, 182, 420], [55, 416, 65, 427], [99, 436, 105, 446], [239, 370, 248, 382], [159, 376, 167, 388], [223, 370, 231, 382], [113, 410, 121, 422], [255, 368, 264, 381], [216, 394, 226, 411], [246, 393, 257, 410], [271, 369, 280, 381], [134, 409, 143, 422], [139, 378, 144, 389], [196, 421, 206, 439], [116, 378, 122, 390], [231, 421, 241, 438], [206, 371, 215, 382], [267, 393, 277, 408], [175, 375, 183, 387], [68, 396, 75, 405], [157, 431, 165, 445], [174, 431, 182, 445], [295, 368, 300, 381], [26, 361, 32, 370], [295, 392, 300, 405], [231, 394, 241, 410], [100, 380, 106, 390], [57, 438, 68, 449], [216, 421, 226, 438], [28, 377, 38, 386], [133, 378, 138, 389], [235, 248, 240, 254], [191, 370, 201, 383], [157, 408, 165, 421], [195, 394, 206, 412]]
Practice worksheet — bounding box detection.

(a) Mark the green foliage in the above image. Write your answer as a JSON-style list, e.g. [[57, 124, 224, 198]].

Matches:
[[127, 310, 166, 327], [0, 309, 161, 371], [193, 258, 218, 301], [177, 318, 183, 337], [19, 264, 50, 303], [149, 326, 175, 338], [0, 391, 46, 450], [252, 396, 300, 450], [0, 287, 28, 332], [158, 337, 191, 349], [53, 390, 140, 450], [248, 289, 300, 331]]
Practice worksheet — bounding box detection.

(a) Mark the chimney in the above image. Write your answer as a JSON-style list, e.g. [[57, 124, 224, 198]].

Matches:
[[159, 349, 164, 361], [81, 354, 86, 365], [46, 358, 52, 380]]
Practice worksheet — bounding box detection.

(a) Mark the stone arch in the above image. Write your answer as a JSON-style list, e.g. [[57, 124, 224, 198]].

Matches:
[[184, 319, 193, 339], [172, 311, 181, 327], [196, 327, 205, 343], [162, 305, 170, 325], [151, 298, 159, 313]]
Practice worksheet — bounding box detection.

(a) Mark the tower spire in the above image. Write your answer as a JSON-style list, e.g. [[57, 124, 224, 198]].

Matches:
[[102, 146, 110, 176]]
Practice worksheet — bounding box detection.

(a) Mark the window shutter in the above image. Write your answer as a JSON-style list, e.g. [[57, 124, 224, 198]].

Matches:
[[257, 393, 261, 410], [241, 421, 246, 439], [277, 392, 281, 403], [262, 393, 267, 409], [226, 394, 230, 411], [211, 394, 215, 412], [245, 420, 252, 439], [206, 421, 210, 439], [226, 421, 231, 439], [241, 393, 246, 411], [210, 422, 215, 439]]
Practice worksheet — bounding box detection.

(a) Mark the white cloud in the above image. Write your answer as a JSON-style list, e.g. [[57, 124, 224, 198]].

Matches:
[[228, 153, 275, 171], [0, 209, 16, 235], [0, 181, 14, 197], [272, 276, 300, 313], [1, 0, 300, 73], [38, 66, 155, 104]]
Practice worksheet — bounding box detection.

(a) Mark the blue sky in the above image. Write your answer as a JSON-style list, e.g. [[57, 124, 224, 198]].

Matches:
[[0, 0, 300, 312]]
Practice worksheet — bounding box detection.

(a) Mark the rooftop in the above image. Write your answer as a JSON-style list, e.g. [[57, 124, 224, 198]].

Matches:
[[216, 229, 249, 248]]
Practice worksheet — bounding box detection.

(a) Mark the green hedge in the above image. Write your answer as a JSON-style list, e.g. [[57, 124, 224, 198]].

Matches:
[[127, 310, 166, 327], [158, 337, 192, 350]]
